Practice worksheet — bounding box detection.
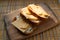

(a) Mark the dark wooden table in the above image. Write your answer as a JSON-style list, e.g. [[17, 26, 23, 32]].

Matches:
[[0, 0, 60, 40]]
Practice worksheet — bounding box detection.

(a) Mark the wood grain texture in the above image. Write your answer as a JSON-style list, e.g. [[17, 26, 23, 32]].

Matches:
[[4, 3, 59, 40], [0, 14, 6, 40], [46, 31, 51, 40], [43, 31, 48, 40], [36, 34, 40, 40], [0, 0, 60, 40]]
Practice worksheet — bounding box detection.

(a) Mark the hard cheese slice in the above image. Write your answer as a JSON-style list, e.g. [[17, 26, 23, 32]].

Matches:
[[11, 16, 31, 33]]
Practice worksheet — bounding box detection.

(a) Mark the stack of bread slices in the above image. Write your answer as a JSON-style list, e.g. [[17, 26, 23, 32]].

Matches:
[[12, 4, 50, 34], [20, 4, 50, 24]]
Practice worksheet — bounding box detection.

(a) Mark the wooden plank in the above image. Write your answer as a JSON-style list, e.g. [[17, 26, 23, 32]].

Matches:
[[0, 14, 6, 40], [33, 35, 37, 40], [27, 33, 43, 40], [49, 29, 55, 40], [46, 30, 51, 40], [0, 31, 3, 39], [43, 31, 48, 40], [55, 25, 60, 40], [36, 34, 40, 40], [52, 27, 58, 40], [25, 39, 28, 40], [29, 36, 34, 40], [40, 33, 43, 40], [25, 38, 30, 40], [54, 7, 60, 39]]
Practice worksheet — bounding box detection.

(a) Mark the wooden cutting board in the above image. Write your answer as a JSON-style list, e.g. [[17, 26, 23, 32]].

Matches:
[[4, 3, 59, 40]]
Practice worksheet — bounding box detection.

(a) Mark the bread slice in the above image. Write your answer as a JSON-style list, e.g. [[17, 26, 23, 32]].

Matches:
[[28, 4, 50, 18], [20, 7, 40, 23]]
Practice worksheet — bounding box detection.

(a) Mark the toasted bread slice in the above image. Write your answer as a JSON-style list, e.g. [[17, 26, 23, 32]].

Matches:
[[28, 4, 50, 18], [20, 7, 40, 23]]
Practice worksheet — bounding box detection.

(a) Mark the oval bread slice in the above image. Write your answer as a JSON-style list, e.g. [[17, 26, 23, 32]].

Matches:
[[20, 7, 40, 24], [28, 4, 50, 18]]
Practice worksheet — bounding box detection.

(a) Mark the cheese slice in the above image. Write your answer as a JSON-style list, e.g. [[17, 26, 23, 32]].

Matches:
[[12, 16, 31, 32]]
